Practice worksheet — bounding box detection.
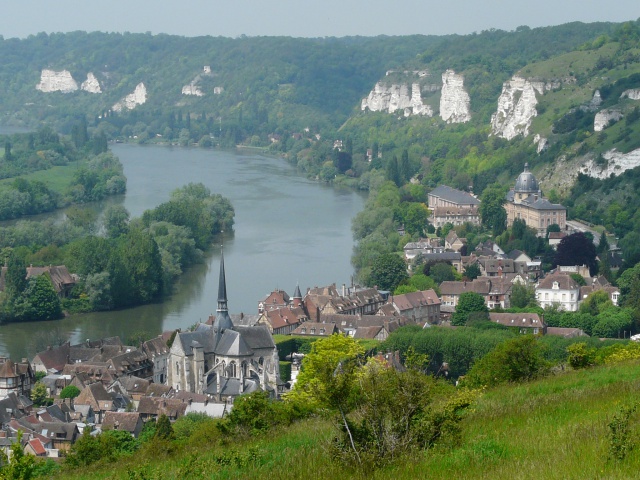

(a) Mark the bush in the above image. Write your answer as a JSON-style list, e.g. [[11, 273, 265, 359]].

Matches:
[[567, 342, 595, 369], [60, 385, 81, 399]]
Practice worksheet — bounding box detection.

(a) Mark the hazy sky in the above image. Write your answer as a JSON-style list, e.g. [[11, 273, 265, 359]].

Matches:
[[1, 1, 639, 39]]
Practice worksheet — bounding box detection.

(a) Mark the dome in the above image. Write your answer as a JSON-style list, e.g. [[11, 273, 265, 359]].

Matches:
[[514, 163, 539, 193]]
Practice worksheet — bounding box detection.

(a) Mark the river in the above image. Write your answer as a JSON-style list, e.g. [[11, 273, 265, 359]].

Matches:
[[0, 143, 366, 360]]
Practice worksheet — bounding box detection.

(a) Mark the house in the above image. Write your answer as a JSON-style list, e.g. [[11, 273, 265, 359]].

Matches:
[[291, 322, 339, 337], [166, 253, 281, 400], [137, 397, 187, 422], [536, 272, 581, 311], [109, 377, 149, 407], [258, 288, 292, 313], [256, 306, 308, 335], [580, 284, 621, 307], [0, 358, 35, 398], [440, 278, 513, 311], [445, 231, 467, 253], [477, 258, 516, 277], [303, 284, 386, 321], [142, 336, 170, 385], [102, 412, 144, 438], [428, 185, 481, 227], [505, 164, 567, 236], [548, 231, 567, 248], [403, 238, 444, 262], [489, 313, 546, 335], [74, 383, 114, 424], [385, 289, 441, 325], [25, 265, 77, 298], [420, 252, 463, 273]]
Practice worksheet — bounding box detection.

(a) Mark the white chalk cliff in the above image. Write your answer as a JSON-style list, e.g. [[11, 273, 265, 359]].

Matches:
[[361, 82, 433, 117], [491, 76, 545, 140], [621, 89, 640, 100], [182, 84, 204, 96], [580, 148, 640, 179], [36, 69, 78, 93], [112, 83, 147, 112], [594, 109, 623, 132], [533, 134, 548, 154], [81, 73, 101, 94], [439, 70, 471, 123]]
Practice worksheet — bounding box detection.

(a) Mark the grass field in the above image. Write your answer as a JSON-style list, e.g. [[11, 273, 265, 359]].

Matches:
[[0, 162, 80, 194], [54, 360, 640, 480]]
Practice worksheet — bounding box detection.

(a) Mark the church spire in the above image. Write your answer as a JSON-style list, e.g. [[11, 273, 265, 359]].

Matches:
[[217, 247, 228, 313]]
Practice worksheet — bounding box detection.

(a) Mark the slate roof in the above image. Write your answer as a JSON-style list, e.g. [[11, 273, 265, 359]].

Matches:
[[234, 325, 276, 350], [142, 337, 170, 358], [102, 412, 142, 433], [537, 272, 580, 290], [146, 383, 173, 397], [137, 397, 187, 418], [421, 252, 462, 263], [352, 326, 385, 339], [116, 376, 150, 395], [75, 383, 113, 411], [429, 185, 480, 206], [177, 330, 216, 356], [292, 322, 338, 336], [489, 313, 545, 329], [392, 289, 441, 312], [214, 330, 253, 356], [33, 343, 71, 373]]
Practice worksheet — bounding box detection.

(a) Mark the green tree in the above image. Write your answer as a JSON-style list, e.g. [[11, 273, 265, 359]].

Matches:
[[369, 253, 407, 291], [479, 184, 507, 235], [102, 205, 130, 238], [5, 252, 27, 297], [464, 336, 549, 387], [463, 263, 481, 280], [386, 156, 400, 186], [22, 275, 62, 321], [429, 262, 456, 284], [30, 382, 49, 407], [399, 149, 410, 183], [402, 203, 429, 237], [510, 283, 536, 308], [452, 291, 488, 326], [1, 432, 36, 479], [60, 385, 81, 399], [154, 414, 175, 440]]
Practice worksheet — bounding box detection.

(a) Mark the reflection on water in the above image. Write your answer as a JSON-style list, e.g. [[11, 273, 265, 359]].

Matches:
[[0, 144, 365, 359]]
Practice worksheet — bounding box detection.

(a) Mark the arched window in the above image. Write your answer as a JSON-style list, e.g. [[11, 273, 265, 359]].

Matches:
[[228, 362, 237, 378]]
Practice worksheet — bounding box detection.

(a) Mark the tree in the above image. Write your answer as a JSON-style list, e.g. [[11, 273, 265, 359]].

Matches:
[[386, 156, 400, 186], [5, 251, 27, 297], [60, 385, 81, 399], [399, 149, 410, 183], [2, 432, 36, 479], [154, 414, 175, 440], [369, 253, 407, 291], [103, 205, 130, 238], [479, 184, 507, 235], [429, 262, 456, 284], [464, 336, 549, 387], [402, 202, 429, 237], [554, 232, 598, 275], [452, 291, 488, 326], [463, 263, 481, 280], [22, 275, 62, 321], [31, 382, 50, 407], [510, 283, 536, 308]]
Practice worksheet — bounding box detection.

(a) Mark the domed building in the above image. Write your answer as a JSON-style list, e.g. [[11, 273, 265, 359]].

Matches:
[[505, 164, 566, 236]]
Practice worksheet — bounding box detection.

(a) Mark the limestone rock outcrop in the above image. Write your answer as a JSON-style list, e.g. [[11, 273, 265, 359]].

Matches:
[[439, 70, 471, 123], [621, 89, 640, 100], [594, 109, 623, 132], [112, 83, 147, 112], [81, 73, 101, 93], [361, 82, 433, 117], [533, 134, 548, 154], [491, 76, 544, 140], [580, 148, 640, 179], [36, 69, 78, 93], [182, 84, 203, 96]]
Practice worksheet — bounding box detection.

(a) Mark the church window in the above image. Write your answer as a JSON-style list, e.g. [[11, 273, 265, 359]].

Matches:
[[228, 362, 237, 378]]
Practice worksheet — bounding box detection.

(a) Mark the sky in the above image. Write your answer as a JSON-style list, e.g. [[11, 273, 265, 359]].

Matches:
[[1, 0, 639, 39]]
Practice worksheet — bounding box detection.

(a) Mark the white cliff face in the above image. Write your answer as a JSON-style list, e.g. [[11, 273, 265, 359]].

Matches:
[[580, 148, 640, 179], [36, 69, 78, 93], [182, 84, 204, 96], [112, 83, 147, 112], [621, 89, 640, 100], [439, 70, 471, 123], [361, 82, 433, 116], [81, 73, 101, 93], [491, 76, 544, 140], [533, 134, 548, 154], [594, 109, 623, 132]]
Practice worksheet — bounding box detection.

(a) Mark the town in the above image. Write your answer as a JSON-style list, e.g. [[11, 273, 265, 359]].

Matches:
[[0, 165, 627, 462]]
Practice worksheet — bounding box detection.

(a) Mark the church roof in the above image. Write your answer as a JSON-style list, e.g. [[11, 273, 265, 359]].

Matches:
[[177, 330, 216, 356], [514, 163, 540, 193], [234, 325, 276, 350], [214, 330, 253, 356], [429, 185, 480, 206]]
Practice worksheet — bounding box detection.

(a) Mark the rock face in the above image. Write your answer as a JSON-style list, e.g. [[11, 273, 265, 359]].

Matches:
[[439, 70, 471, 123], [112, 83, 147, 112], [361, 82, 433, 117], [491, 76, 544, 140], [533, 134, 548, 154], [81, 73, 101, 93], [594, 109, 623, 132], [36, 69, 78, 93], [580, 148, 640, 179], [621, 89, 640, 100], [182, 84, 203, 96]]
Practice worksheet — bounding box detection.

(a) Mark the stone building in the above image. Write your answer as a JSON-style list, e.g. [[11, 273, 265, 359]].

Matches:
[[166, 253, 281, 401], [428, 185, 481, 228], [505, 164, 566, 236]]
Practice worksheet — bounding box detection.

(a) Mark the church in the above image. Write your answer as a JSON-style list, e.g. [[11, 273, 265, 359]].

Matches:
[[166, 253, 282, 401], [505, 163, 566, 236]]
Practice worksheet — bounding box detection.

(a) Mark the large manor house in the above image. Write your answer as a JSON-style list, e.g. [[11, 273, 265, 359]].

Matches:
[[428, 163, 566, 236]]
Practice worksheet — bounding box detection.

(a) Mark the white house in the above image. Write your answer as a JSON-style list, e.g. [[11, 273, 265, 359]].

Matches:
[[536, 272, 581, 311]]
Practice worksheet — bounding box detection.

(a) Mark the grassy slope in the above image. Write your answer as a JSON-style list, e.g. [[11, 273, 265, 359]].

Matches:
[[0, 163, 79, 194], [59, 360, 640, 480]]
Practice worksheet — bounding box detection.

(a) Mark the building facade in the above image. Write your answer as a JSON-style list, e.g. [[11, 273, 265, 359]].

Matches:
[[428, 185, 481, 228]]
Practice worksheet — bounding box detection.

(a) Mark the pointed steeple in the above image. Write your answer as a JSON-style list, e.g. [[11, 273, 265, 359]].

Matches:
[[292, 283, 302, 307], [213, 248, 234, 346], [217, 248, 228, 313]]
